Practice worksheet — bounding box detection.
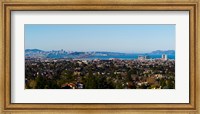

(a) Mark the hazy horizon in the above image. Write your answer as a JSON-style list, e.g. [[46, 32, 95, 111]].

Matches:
[[25, 48, 175, 54], [25, 24, 175, 53]]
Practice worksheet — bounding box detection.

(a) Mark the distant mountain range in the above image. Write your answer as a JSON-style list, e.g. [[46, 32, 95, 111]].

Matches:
[[25, 49, 175, 59], [149, 50, 175, 55], [25, 49, 44, 53]]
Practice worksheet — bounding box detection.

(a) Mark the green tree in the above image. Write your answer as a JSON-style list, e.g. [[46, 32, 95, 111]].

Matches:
[[84, 71, 98, 89], [35, 76, 46, 89]]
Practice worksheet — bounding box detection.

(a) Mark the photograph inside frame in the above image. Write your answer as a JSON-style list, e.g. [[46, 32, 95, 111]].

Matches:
[[25, 24, 175, 89]]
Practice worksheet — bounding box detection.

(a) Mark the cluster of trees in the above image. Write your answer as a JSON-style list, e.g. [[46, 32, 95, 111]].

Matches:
[[26, 76, 59, 89]]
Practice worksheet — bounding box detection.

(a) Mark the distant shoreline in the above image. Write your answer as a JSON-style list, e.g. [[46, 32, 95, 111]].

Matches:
[[25, 49, 175, 60], [25, 54, 175, 60]]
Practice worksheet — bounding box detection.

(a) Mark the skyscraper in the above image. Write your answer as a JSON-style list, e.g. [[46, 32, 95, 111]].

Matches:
[[162, 54, 168, 60]]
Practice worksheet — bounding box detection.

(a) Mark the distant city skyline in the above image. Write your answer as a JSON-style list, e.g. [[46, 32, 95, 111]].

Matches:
[[25, 48, 175, 54], [25, 24, 175, 53]]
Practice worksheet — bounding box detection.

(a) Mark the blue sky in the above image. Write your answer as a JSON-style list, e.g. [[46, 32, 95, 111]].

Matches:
[[25, 24, 175, 53]]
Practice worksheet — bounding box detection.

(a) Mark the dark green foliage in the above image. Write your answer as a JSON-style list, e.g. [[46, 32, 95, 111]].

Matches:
[[84, 71, 98, 89]]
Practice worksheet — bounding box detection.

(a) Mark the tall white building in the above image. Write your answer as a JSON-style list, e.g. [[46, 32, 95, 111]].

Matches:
[[162, 54, 167, 60]]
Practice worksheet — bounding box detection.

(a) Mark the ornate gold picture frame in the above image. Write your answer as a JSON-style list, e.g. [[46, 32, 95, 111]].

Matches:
[[0, 0, 199, 114]]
